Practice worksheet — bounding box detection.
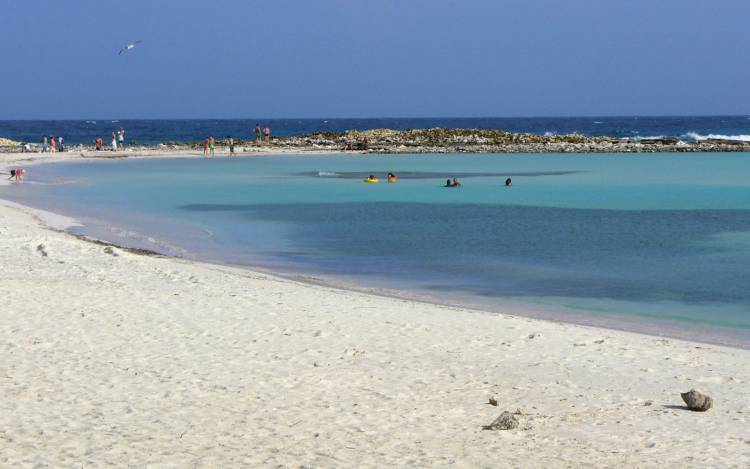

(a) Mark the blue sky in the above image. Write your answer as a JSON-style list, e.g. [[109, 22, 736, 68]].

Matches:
[[1, 0, 748, 119]]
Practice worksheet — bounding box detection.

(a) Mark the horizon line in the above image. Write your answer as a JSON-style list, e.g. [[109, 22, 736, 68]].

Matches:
[[1, 114, 749, 122]]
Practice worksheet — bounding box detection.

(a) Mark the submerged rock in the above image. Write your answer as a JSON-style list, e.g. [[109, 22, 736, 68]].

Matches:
[[483, 411, 519, 430], [681, 389, 713, 412]]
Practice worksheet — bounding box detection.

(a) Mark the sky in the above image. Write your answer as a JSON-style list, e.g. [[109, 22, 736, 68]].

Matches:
[[1, 0, 749, 119]]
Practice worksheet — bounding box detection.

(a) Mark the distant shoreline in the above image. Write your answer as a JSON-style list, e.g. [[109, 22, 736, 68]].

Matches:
[[2, 127, 750, 154]]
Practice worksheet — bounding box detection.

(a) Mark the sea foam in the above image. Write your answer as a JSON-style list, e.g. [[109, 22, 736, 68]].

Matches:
[[684, 132, 750, 142]]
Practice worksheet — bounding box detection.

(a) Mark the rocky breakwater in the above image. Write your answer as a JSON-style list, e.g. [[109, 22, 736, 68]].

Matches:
[[275, 128, 750, 153], [0, 137, 21, 149]]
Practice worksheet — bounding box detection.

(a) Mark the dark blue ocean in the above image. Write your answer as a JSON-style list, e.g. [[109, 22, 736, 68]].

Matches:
[[1, 116, 750, 145]]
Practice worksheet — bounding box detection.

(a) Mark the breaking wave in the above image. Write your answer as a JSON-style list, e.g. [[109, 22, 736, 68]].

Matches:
[[683, 132, 750, 142]]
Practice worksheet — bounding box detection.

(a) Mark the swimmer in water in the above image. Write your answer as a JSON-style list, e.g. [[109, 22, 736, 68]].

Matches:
[[505, 177, 512, 187], [387, 172, 397, 183], [445, 177, 461, 187]]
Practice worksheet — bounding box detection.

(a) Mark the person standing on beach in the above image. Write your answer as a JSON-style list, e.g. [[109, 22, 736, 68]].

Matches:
[[49, 135, 57, 153], [227, 136, 235, 157], [264, 126, 270, 145], [118, 128, 125, 149], [209, 136, 216, 157], [42, 135, 48, 153], [111, 132, 118, 151], [254, 124, 261, 145], [58, 136, 64, 152]]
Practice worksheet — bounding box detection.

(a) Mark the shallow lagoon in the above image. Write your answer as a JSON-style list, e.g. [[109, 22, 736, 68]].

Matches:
[[6, 153, 750, 344]]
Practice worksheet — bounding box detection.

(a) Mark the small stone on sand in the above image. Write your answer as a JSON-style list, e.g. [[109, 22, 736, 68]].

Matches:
[[681, 389, 713, 412], [483, 411, 519, 431]]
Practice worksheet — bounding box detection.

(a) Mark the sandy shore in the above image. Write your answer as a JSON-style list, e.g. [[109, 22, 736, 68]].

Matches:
[[1, 154, 750, 467]]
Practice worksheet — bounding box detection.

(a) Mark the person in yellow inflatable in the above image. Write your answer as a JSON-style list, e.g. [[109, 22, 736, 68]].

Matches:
[[364, 174, 379, 183]]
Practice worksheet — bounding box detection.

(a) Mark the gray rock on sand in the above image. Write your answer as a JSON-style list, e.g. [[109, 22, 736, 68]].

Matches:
[[36, 244, 48, 257], [681, 389, 713, 412], [483, 411, 519, 430]]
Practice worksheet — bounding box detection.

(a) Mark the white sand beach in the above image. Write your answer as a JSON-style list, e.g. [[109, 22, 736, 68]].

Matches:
[[1, 153, 750, 467]]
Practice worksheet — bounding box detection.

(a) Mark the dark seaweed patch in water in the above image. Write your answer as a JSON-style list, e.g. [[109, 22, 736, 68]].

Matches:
[[297, 170, 582, 179], [180, 202, 750, 315]]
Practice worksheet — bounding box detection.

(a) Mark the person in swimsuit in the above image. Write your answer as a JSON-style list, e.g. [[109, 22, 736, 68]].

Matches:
[[203, 137, 209, 156], [505, 177, 512, 187], [387, 172, 397, 183], [209, 136, 216, 157], [254, 124, 262, 145], [264, 126, 271, 144], [8, 168, 25, 181], [227, 136, 235, 157]]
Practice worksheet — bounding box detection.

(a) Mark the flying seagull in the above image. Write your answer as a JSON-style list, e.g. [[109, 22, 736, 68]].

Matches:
[[119, 40, 142, 55]]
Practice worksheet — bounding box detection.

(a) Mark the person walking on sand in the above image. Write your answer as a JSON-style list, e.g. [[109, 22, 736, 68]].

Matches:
[[49, 135, 57, 153], [254, 124, 261, 145], [111, 132, 118, 151], [227, 135, 235, 157], [264, 126, 270, 145]]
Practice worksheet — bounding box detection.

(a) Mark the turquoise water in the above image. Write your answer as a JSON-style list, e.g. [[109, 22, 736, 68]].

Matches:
[[5, 153, 750, 344]]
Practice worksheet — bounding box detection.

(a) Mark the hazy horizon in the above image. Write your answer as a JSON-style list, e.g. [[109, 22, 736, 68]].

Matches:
[[2, 113, 749, 122]]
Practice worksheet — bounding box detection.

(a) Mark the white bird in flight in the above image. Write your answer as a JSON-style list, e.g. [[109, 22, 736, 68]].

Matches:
[[119, 40, 142, 55]]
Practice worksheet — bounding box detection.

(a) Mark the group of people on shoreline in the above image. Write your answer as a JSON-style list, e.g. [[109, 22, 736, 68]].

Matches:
[[40, 135, 65, 153], [42, 128, 127, 152], [202, 125, 272, 158], [32, 124, 279, 156]]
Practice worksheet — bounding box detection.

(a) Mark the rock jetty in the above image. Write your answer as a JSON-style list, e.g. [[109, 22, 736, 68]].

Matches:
[[275, 128, 750, 153], [3, 128, 749, 154], [0, 137, 21, 148]]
